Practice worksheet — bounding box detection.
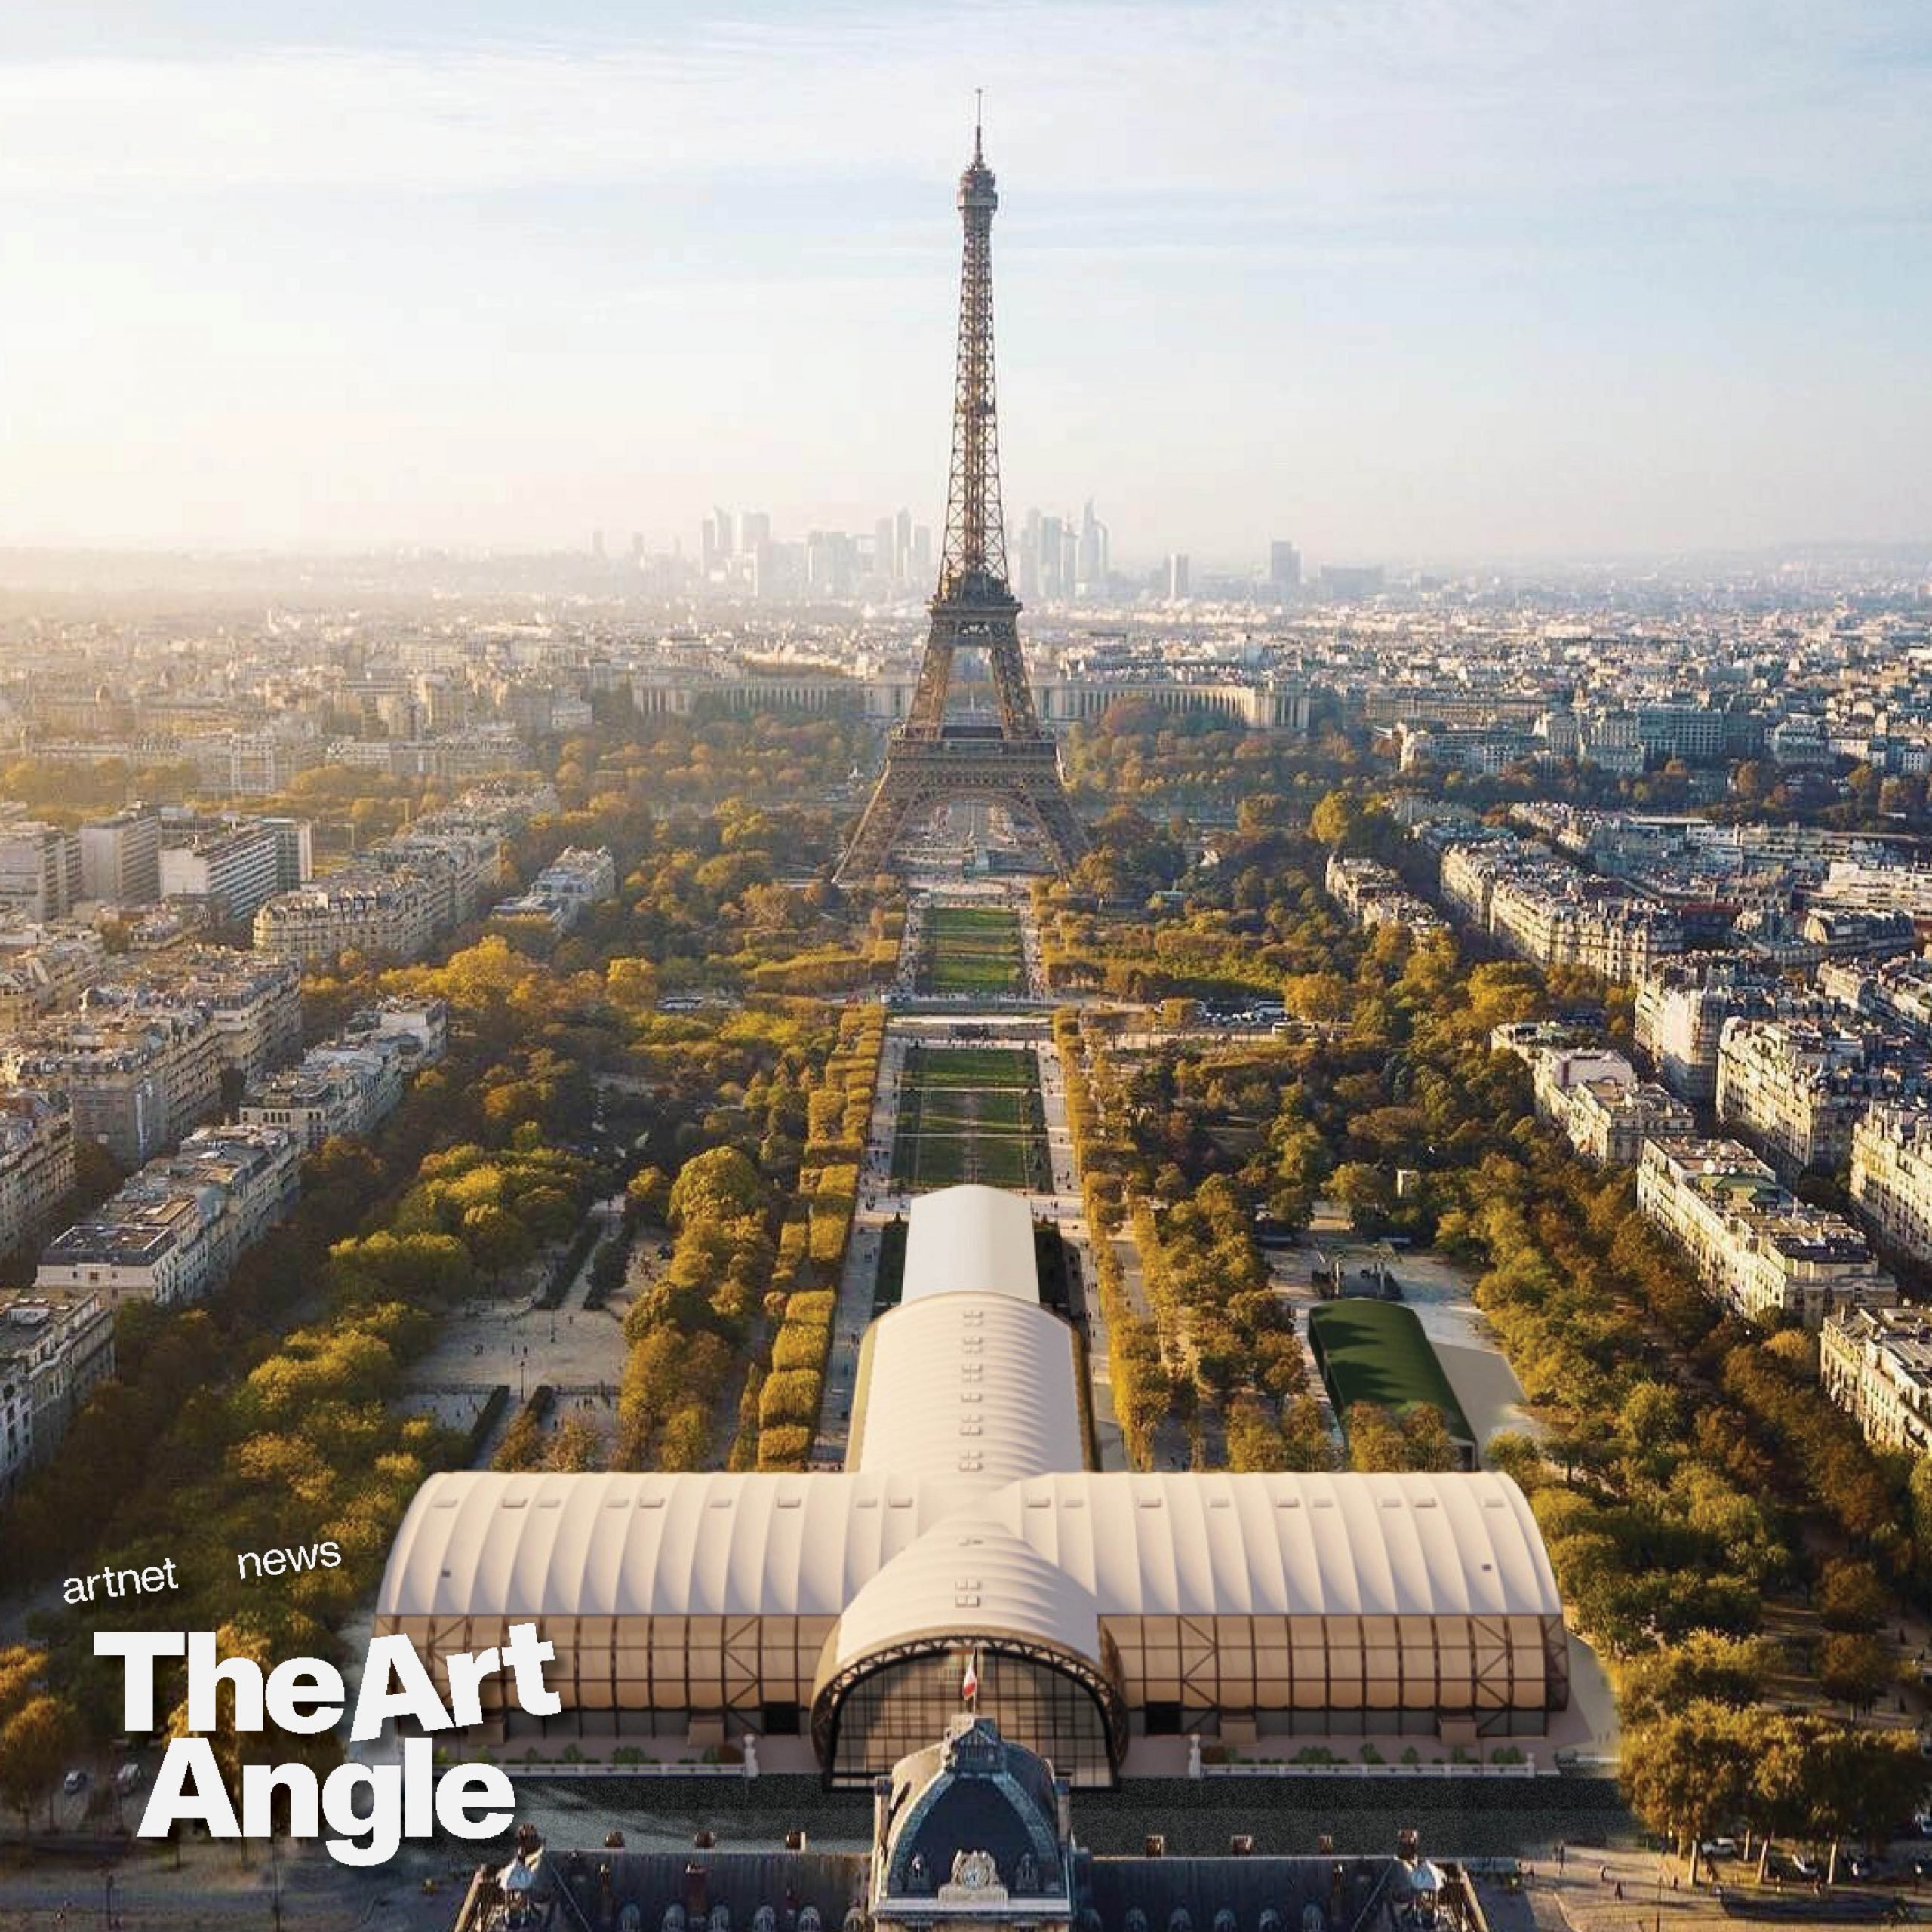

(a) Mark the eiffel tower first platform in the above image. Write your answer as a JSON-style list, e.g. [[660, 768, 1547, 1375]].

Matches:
[[836, 118, 1088, 884]]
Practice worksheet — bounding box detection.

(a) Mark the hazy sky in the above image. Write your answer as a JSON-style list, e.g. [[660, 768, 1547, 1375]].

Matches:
[[3, 0, 1930, 566]]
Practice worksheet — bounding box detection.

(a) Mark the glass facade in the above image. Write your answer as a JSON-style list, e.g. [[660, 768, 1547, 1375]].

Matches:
[[386, 1612, 835, 1725], [820, 1644, 1118, 1789], [380, 1608, 1566, 1755], [1106, 1612, 1567, 1738]]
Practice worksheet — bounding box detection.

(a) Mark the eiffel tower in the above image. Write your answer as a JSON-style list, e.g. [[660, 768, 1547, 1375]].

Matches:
[[836, 115, 1087, 882]]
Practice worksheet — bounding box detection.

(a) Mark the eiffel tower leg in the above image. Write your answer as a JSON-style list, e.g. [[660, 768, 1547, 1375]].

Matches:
[[837, 764, 932, 883], [1020, 775, 1088, 871]]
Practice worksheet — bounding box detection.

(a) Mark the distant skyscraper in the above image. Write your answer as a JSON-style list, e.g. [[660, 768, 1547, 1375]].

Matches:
[[590, 529, 606, 561], [912, 524, 932, 582], [630, 531, 645, 563], [1078, 500, 1108, 595], [1167, 552, 1190, 600], [1268, 540, 1301, 592], [712, 507, 735, 557], [700, 517, 719, 575], [895, 507, 912, 583], [874, 516, 897, 584], [1018, 509, 1042, 600], [1038, 515, 1064, 600], [740, 511, 771, 549]]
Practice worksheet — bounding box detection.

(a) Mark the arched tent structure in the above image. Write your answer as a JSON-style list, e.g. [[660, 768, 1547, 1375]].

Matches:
[[375, 1185, 1566, 1783]]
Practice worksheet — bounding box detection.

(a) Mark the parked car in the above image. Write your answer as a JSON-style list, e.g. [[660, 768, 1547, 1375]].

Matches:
[[62, 1769, 87, 1794], [115, 1762, 142, 1793], [1699, 1839, 1740, 1862]]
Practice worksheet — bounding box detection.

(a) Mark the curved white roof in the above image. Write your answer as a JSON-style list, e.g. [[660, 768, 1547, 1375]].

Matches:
[[848, 1291, 1086, 1485], [377, 1468, 1558, 1629], [901, 1184, 1038, 1303], [377, 1469, 976, 1622], [986, 1470, 1561, 1620], [826, 1511, 1103, 1678]]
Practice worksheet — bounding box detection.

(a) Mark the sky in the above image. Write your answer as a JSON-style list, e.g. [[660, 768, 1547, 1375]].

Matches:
[[2, 0, 1929, 568]]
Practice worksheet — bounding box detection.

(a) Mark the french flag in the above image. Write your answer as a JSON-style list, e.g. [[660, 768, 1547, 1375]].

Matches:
[[961, 1649, 980, 1704]]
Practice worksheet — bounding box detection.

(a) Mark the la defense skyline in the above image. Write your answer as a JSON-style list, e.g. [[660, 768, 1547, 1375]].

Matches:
[[675, 497, 1307, 602]]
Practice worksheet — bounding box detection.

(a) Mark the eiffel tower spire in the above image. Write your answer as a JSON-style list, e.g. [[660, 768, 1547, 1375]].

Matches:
[[837, 115, 1086, 883], [939, 95, 1008, 598]]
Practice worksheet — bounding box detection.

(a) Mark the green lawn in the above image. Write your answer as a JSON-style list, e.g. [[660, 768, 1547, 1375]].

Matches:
[[891, 1045, 1050, 1192], [919, 906, 1025, 996], [898, 1133, 1047, 1190], [1306, 1300, 1475, 1444], [912, 1088, 1036, 1133], [903, 1045, 1038, 1087]]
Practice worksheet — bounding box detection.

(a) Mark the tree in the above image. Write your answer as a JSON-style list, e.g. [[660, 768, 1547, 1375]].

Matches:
[[1331, 1162, 1394, 1235], [1815, 1558, 1889, 1634], [669, 1146, 768, 1229], [1345, 1402, 1409, 1473], [606, 957, 661, 1011], [462, 1202, 534, 1278], [1617, 1632, 1779, 1729], [1309, 789, 1362, 851], [1815, 1632, 1894, 1714], [1621, 1700, 1755, 1882], [0, 1693, 80, 1831], [1398, 1403, 1461, 1472]]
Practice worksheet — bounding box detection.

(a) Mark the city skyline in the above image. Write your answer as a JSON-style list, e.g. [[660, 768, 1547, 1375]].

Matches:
[[3, 0, 1930, 560]]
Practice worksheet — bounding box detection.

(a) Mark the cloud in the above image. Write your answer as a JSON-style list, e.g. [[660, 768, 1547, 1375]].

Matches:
[[0, 0, 1923, 228]]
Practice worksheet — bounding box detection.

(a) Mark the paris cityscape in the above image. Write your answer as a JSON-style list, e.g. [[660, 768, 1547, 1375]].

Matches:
[[5, 2, 1932, 1928]]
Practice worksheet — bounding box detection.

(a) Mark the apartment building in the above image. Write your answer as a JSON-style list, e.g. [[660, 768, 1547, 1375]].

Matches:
[[1512, 1041, 1696, 1166], [1635, 955, 1820, 1102], [1636, 1136, 1895, 1327], [0, 821, 82, 922], [252, 871, 439, 968], [1850, 1103, 1932, 1267], [159, 820, 294, 922], [1819, 955, 1932, 1036], [335, 997, 449, 1066], [1820, 1305, 1932, 1456], [79, 808, 162, 905], [248, 781, 547, 968], [1324, 854, 1450, 939], [1714, 1017, 1912, 1176], [0, 1287, 114, 1495], [1428, 828, 1681, 985], [116, 949, 303, 1087], [180, 729, 323, 797], [490, 845, 618, 932], [238, 999, 445, 1152], [1485, 872, 1683, 984], [377, 830, 501, 928], [0, 924, 109, 1031], [0, 1005, 221, 1168], [35, 1122, 300, 1309], [0, 1089, 75, 1260], [1562, 1076, 1696, 1167]]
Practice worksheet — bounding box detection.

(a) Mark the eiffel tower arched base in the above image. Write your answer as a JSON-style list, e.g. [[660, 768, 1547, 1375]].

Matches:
[[837, 734, 1087, 882]]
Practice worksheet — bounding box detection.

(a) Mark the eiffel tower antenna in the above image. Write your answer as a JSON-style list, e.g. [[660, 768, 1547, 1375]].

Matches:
[[837, 118, 1087, 882]]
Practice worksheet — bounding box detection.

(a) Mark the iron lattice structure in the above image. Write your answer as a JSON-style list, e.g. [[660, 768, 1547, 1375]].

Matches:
[[837, 121, 1087, 881]]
